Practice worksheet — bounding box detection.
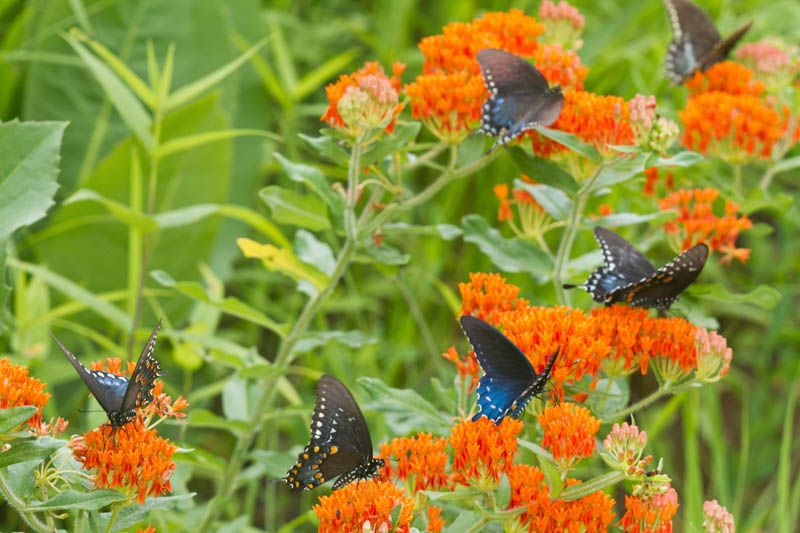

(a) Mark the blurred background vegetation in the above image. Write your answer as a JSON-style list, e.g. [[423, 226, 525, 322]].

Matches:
[[1, 0, 799, 531]]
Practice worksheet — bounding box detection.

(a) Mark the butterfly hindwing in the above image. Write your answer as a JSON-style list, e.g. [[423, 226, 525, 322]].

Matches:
[[477, 49, 564, 151], [284, 375, 383, 492]]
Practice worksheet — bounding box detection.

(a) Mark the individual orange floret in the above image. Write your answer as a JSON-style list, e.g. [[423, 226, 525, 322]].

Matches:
[[531, 90, 635, 159], [321, 61, 405, 133], [685, 61, 765, 97], [458, 272, 529, 322], [0, 358, 51, 431], [532, 43, 588, 90], [659, 188, 753, 264], [441, 347, 481, 393], [313, 479, 414, 533], [449, 417, 522, 485], [538, 403, 600, 468], [405, 71, 487, 141], [379, 432, 450, 492], [72, 419, 175, 503], [619, 485, 679, 533], [680, 92, 784, 162]]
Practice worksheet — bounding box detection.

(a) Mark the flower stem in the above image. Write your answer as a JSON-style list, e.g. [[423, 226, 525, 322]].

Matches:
[[0, 471, 51, 533]]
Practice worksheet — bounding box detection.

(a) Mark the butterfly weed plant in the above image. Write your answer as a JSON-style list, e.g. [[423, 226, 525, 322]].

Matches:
[[0, 0, 799, 531]]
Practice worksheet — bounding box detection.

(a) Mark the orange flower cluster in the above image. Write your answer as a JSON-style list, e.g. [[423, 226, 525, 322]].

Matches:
[[531, 90, 635, 160], [538, 403, 600, 467], [619, 485, 679, 533], [507, 465, 616, 532], [441, 346, 480, 392], [379, 433, 450, 491], [71, 419, 175, 503], [685, 61, 765, 97], [313, 479, 414, 533], [659, 188, 753, 263], [449, 417, 522, 484], [0, 358, 51, 431], [321, 61, 405, 133]]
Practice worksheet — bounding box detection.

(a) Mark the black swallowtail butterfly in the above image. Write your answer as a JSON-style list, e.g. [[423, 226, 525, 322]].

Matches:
[[664, 0, 752, 83], [477, 48, 564, 153], [564, 227, 709, 310], [52, 321, 162, 427], [284, 375, 384, 491], [460, 315, 559, 424]]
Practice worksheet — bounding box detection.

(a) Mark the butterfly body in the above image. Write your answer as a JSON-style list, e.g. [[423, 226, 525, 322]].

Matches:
[[564, 227, 708, 310], [477, 49, 564, 153], [460, 315, 558, 424], [53, 321, 162, 428], [664, 0, 752, 83], [284, 375, 383, 492]]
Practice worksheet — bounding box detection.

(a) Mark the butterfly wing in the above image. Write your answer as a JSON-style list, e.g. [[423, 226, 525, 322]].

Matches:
[[477, 49, 564, 151], [51, 334, 129, 416], [120, 321, 162, 413], [284, 375, 374, 491], [460, 315, 536, 424], [608, 243, 709, 309]]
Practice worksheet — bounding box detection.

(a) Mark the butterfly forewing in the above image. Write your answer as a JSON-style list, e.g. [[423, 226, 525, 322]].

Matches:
[[120, 320, 163, 412]]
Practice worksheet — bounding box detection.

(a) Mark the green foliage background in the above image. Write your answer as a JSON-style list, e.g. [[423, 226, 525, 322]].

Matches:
[[1, 0, 799, 531]]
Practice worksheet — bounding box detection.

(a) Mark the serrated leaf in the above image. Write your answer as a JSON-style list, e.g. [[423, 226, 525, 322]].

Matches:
[[514, 179, 572, 220], [26, 489, 127, 511], [359, 377, 451, 434], [361, 122, 421, 166], [0, 120, 65, 240], [508, 147, 579, 193], [0, 406, 38, 434], [461, 215, 553, 279], [260, 186, 330, 231], [689, 283, 781, 310]]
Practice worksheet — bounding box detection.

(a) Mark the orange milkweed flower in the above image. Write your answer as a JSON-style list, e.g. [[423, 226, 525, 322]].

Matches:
[[538, 403, 599, 468], [441, 347, 480, 393], [72, 419, 176, 503], [619, 485, 679, 533], [680, 91, 784, 162], [322, 62, 405, 133], [313, 479, 414, 533], [658, 187, 752, 263], [379, 432, 450, 491], [427, 505, 445, 533], [0, 358, 51, 431], [532, 43, 588, 90], [405, 71, 486, 141], [449, 417, 522, 485], [685, 61, 765, 97]]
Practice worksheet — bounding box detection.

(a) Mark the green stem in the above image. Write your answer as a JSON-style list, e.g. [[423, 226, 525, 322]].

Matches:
[[0, 471, 51, 533], [104, 504, 120, 533]]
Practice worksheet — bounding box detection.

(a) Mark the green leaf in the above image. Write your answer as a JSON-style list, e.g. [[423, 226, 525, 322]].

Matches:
[[514, 179, 572, 220], [359, 377, 451, 434], [0, 406, 38, 434], [64, 188, 158, 232], [461, 215, 553, 279], [0, 438, 64, 468], [508, 147, 579, 193], [64, 31, 154, 151], [361, 122, 421, 166], [292, 330, 377, 355], [0, 120, 65, 240], [154, 204, 289, 247], [151, 270, 287, 336], [689, 283, 781, 310], [157, 129, 280, 158], [273, 154, 345, 216], [587, 153, 649, 193], [560, 471, 625, 501], [26, 489, 127, 511], [188, 409, 250, 436], [536, 127, 602, 163], [299, 133, 349, 166], [260, 186, 331, 232]]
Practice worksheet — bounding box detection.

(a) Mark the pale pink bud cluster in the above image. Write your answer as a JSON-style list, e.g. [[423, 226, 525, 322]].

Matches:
[[539, 0, 585, 50], [694, 328, 733, 383], [337, 74, 399, 136], [736, 40, 797, 75], [703, 499, 735, 532], [603, 422, 652, 476]]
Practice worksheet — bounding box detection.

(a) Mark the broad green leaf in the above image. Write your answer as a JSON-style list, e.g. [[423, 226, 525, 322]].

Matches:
[[461, 215, 553, 279], [689, 283, 781, 310], [514, 179, 572, 220], [299, 133, 350, 166], [273, 153, 345, 216], [587, 152, 649, 193], [64, 188, 158, 232], [26, 489, 127, 511], [536, 126, 602, 163], [292, 330, 377, 355], [0, 120, 65, 239], [157, 129, 279, 158], [151, 270, 287, 336], [359, 377, 451, 434], [64, 31, 154, 151], [0, 406, 38, 434], [237, 238, 328, 291], [361, 122, 421, 166], [154, 204, 289, 247], [188, 408, 250, 436], [260, 186, 331, 231], [293, 230, 335, 275], [0, 438, 64, 468], [508, 147, 579, 193]]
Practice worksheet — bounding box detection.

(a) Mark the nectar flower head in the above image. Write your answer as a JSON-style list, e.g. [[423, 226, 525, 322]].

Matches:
[[450, 417, 522, 486], [659, 187, 752, 264], [538, 403, 599, 469], [441, 346, 480, 393], [694, 328, 733, 383], [313, 479, 414, 533], [620, 484, 679, 533], [379, 432, 450, 492], [703, 499, 735, 533], [539, 0, 585, 50], [322, 62, 405, 135], [685, 61, 765, 97], [0, 358, 51, 431], [603, 422, 652, 477], [72, 419, 176, 503]]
